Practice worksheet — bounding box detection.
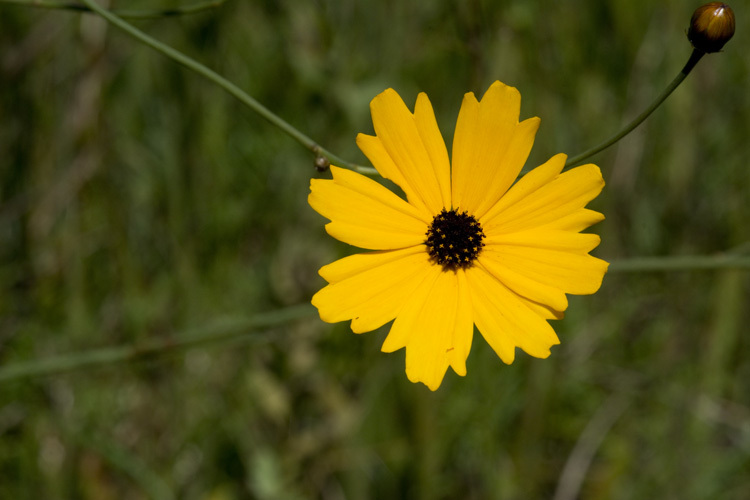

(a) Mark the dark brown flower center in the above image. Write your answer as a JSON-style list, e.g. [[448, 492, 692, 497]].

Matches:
[[425, 208, 485, 271]]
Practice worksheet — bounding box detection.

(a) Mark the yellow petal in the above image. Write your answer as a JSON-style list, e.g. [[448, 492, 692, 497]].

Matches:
[[318, 247, 405, 283], [356, 133, 430, 218], [312, 247, 432, 333], [382, 266, 474, 390], [487, 229, 602, 255], [519, 297, 565, 320], [413, 93, 452, 209], [467, 265, 560, 363], [484, 162, 605, 235], [538, 208, 605, 232], [480, 153, 566, 227], [449, 270, 474, 376], [379, 265, 440, 354], [451, 81, 540, 218], [309, 166, 428, 250], [478, 254, 569, 312], [483, 244, 609, 296], [366, 89, 449, 213]]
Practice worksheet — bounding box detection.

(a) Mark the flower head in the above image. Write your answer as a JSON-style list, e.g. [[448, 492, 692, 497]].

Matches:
[[309, 81, 608, 390], [688, 3, 735, 53]]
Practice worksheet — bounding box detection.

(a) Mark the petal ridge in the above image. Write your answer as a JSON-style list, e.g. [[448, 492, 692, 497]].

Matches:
[[309, 166, 429, 250], [313, 247, 432, 333], [452, 82, 539, 217], [367, 89, 447, 213]]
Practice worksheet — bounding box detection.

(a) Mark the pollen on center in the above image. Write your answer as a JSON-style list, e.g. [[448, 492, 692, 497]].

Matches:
[[425, 208, 486, 271]]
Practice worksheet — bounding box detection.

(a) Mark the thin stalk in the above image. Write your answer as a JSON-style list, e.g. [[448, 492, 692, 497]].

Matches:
[[608, 253, 750, 273], [565, 49, 705, 168], [2, 251, 747, 384], [0, 0, 226, 18], [0, 304, 316, 383], [75, 0, 372, 174]]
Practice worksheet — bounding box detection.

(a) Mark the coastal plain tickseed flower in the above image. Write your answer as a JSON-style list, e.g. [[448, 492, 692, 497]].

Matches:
[[309, 81, 608, 390]]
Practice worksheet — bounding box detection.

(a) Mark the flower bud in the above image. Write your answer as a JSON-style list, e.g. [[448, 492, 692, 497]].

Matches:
[[314, 154, 330, 172], [688, 3, 735, 53]]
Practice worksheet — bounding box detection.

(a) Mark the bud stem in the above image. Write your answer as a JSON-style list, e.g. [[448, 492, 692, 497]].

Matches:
[[565, 49, 705, 168], [680, 48, 706, 74], [75, 0, 374, 175]]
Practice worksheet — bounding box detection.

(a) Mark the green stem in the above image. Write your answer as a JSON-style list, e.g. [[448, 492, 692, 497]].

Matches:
[[75, 0, 373, 174], [2, 252, 747, 384], [565, 49, 705, 168], [0, 0, 226, 18], [0, 304, 316, 383], [608, 253, 750, 273]]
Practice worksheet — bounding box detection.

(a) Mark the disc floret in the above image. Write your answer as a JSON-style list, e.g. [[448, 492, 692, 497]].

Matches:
[[425, 208, 486, 271]]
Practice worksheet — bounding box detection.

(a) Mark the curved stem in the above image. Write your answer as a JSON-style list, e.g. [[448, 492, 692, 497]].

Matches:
[[75, 0, 372, 174], [0, 304, 316, 383], [565, 49, 705, 168], [0, 0, 226, 18], [608, 253, 750, 273], [1, 251, 746, 384]]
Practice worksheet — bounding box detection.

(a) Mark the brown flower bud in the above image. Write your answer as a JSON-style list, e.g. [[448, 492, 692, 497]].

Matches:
[[688, 3, 735, 53], [314, 154, 330, 172]]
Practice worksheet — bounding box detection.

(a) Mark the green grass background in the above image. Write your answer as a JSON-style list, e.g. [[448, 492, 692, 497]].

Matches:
[[1, 0, 748, 498]]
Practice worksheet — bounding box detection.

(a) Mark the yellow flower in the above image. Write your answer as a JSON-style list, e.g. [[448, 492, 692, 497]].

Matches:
[[309, 81, 608, 390]]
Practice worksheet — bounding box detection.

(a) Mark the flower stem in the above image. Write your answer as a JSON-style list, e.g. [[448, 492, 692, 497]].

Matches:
[[565, 49, 705, 168], [75, 0, 373, 174], [2, 250, 746, 384], [608, 253, 750, 273], [0, 304, 316, 383], [0, 0, 226, 18]]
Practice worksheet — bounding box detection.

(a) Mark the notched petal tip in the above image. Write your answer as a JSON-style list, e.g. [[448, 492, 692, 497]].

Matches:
[[349, 318, 370, 334], [520, 115, 541, 133], [311, 290, 336, 323], [549, 152, 567, 166], [584, 162, 605, 179], [415, 91, 430, 103], [485, 80, 519, 98], [462, 89, 479, 101], [371, 87, 400, 106], [480, 81, 522, 116], [406, 365, 447, 392], [531, 347, 553, 359], [499, 347, 516, 365], [381, 330, 406, 353], [369, 88, 412, 124], [576, 163, 606, 195], [450, 355, 468, 377], [354, 132, 372, 146]]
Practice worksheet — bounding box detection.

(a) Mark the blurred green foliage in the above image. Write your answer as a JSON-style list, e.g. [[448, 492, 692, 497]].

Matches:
[[1, 0, 748, 498]]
